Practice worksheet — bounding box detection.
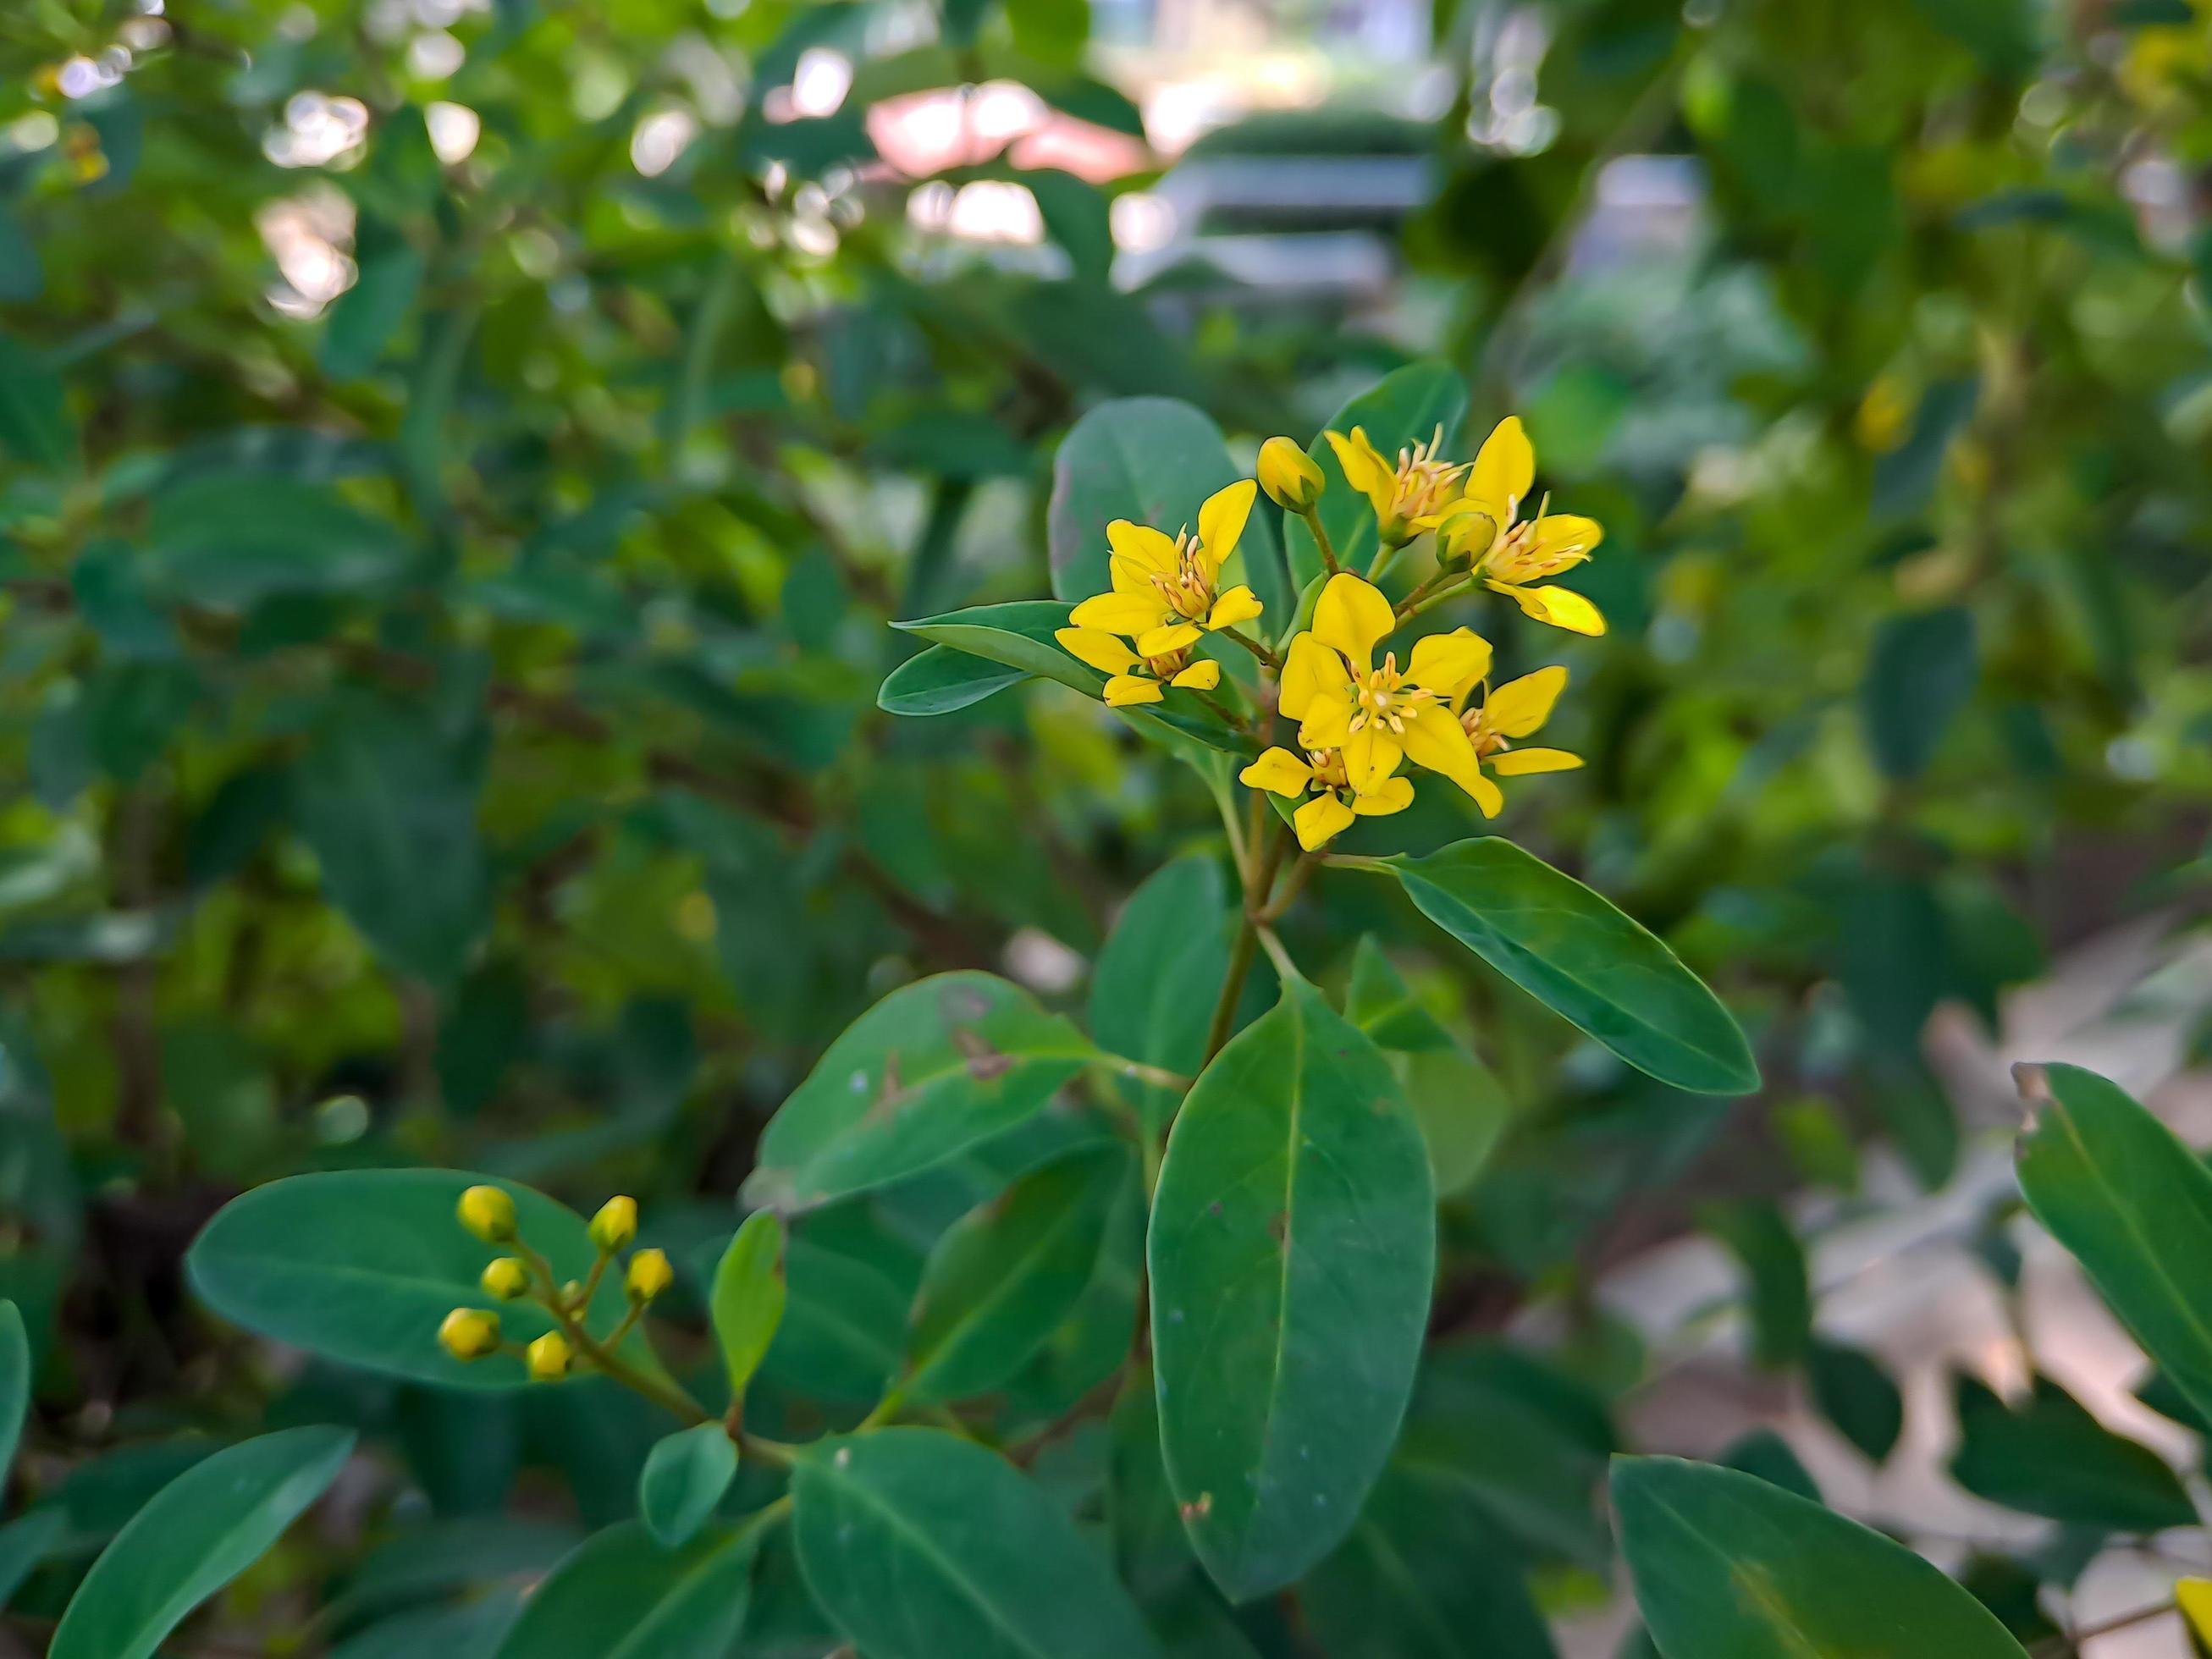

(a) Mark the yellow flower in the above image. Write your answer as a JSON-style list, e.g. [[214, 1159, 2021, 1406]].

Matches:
[[1448, 662, 1582, 817], [1239, 744, 1415, 851], [1324, 424, 1468, 545], [527, 1331, 574, 1381], [1277, 574, 1495, 809], [1066, 480, 1264, 653], [458, 1185, 517, 1243], [480, 1258, 531, 1301], [1055, 625, 1222, 708], [1421, 417, 1606, 637], [589, 1195, 637, 1254], [439, 1308, 502, 1361], [626, 1247, 674, 1304], [1257, 437, 1324, 512]]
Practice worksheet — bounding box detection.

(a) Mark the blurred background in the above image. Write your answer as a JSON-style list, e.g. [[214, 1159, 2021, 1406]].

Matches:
[[3, 0, 2212, 1651]]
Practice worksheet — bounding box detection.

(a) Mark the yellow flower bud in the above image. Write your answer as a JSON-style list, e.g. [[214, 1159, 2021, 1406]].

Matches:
[[588, 1195, 637, 1254], [457, 1184, 516, 1243], [481, 1258, 531, 1301], [1435, 507, 1499, 572], [626, 1248, 674, 1304], [1257, 437, 1324, 513], [527, 1331, 574, 1381], [439, 1308, 501, 1361]]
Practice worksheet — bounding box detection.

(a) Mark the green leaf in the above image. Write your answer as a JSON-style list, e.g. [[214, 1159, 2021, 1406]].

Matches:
[[755, 1224, 913, 1403], [1391, 839, 1759, 1096], [1947, 1373, 2194, 1532], [1045, 398, 1243, 603], [1282, 362, 1467, 592], [1089, 856, 1230, 1125], [145, 472, 414, 607], [1349, 940, 1509, 1196], [50, 1426, 356, 1659], [321, 227, 425, 380], [905, 1144, 1125, 1402], [709, 1210, 785, 1401], [2016, 1062, 2212, 1430], [744, 973, 1095, 1211], [1861, 606, 1977, 780], [878, 645, 1029, 716], [186, 1169, 654, 1391], [892, 603, 1252, 756], [638, 1425, 740, 1549], [0, 336, 73, 470], [1149, 978, 1435, 1601], [1701, 1199, 1810, 1370], [1719, 1428, 1819, 1502], [792, 1427, 1160, 1659], [1807, 1341, 1904, 1464], [490, 1521, 756, 1659], [0, 1302, 26, 1484], [1301, 1467, 1557, 1659], [1612, 1456, 2029, 1659]]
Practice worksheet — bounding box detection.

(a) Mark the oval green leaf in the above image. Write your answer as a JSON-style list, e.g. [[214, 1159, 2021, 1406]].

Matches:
[[905, 1144, 1125, 1402], [1391, 839, 1758, 1096], [792, 1427, 1160, 1659], [1282, 361, 1467, 592], [1089, 855, 1230, 1126], [710, 1209, 785, 1401], [186, 1169, 654, 1391], [1948, 1371, 2193, 1531], [743, 973, 1095, 1212], [1149, 978, 1435, 1601], [0, 1301, 26, 1484], [490, 1520, 755, 1659], [1612, 1456, 2029, 1659], [2016, 1061, 2212, 1430], [878, 645, 1029, 717], [639, 1425, 740, 1549], [51, 1426, 356, 1659]]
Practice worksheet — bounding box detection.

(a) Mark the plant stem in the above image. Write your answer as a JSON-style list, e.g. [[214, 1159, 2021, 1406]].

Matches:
[[2033, 1598, 2176, 1654], [1300, 506, 1341, 576], [1220, 626, 1280, 669], [517, 1241, 711, 1425], [1203, 920, 1260, 1066], [1397, 573, 1477, 624], [1255, 925, 1298, 980], [1322, 853, 1395, 875], [1256, 852, 1316, 923], [1094, 1054, 1191, 1092]]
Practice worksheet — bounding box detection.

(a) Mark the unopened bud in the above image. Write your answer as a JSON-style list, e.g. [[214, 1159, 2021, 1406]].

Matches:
[[588, 1196, 637, 1254], [1257, 437, 1324, 513], [527, 1331, 574, 1381], [626, 1248, 674, 1304], [439, 1308, 501, 1361], [1435, 507, 1498, 572], [481, 1258, 530, 1301], [458, 1185, 517, 1243]]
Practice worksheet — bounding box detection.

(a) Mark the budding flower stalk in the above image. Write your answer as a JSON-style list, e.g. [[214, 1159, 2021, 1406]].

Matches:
[[589, 1195, 637, 1254], [626, 1248, 673, 1304], [457, 1184, 517, 1243], [439, 1308, 501, 1361], [527, 1331, 574, 1381], [480, 1258, 530, 1301]]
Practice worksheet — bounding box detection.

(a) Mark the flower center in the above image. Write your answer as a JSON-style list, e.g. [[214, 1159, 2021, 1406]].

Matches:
[[1460, 707, 1510, 758], [1482, 497, 1584, 584], [1145, 645, 1192, 679], [1149, 530, 1216, 621], [1348, 653, 1432, 736], [1306, 748, 1350, 790], [1390, 427, 1470, 521]]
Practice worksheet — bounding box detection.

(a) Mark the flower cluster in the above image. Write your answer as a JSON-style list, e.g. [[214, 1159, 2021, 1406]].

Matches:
[[439, 1185, 671, 1381], [1056, 415, 1600, 852]]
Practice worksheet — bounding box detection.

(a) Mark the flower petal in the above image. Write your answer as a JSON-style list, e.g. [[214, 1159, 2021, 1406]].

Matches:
[[1071, 590, 1170, 636], [1196, 479, 1257, 573], [1469, 416, 1533, 521], [1169, 658, 1221, 691], [1239, 747, 1313, 796], [1405, 627, 1492, 699], [1106, 520, 1178, 576], [1351, 774, 1415, 816], [1401, 703, 1489, 802], [1296, 687, 1354, 751], [1343, 724, 1403, 795], [1056, 626, 1138, 675], [1492, 581, 1606, 637], [1205, 585, 1263, 631], [1102, 674, 1163, 706], [1325, 427, 1395, 515], [1293, 792, 1356, 851], [1488, 745, 1581, 775], [1136, 620, 1202, 659], [1529, 514, 1602, 560], [1468, 770, 1504, 818], [1280, 631, 1350, 723], [1312, 572, 1395, 672], [1485, 665, 1568, 737]]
